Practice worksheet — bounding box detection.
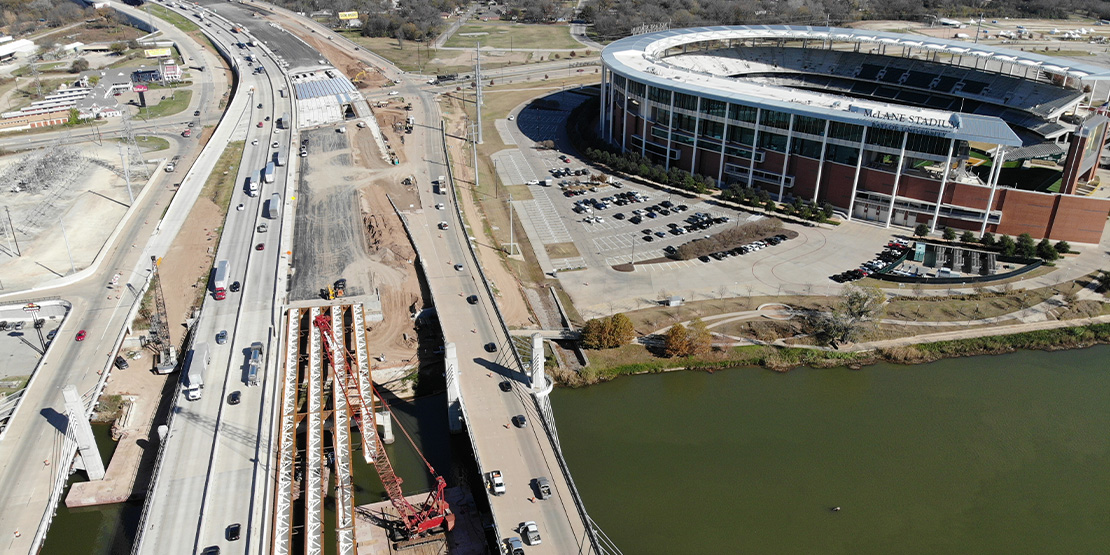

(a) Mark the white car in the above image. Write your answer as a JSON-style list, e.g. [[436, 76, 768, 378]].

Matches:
[[236, 203, 245, 211], [437, 221, 448, 230], [435, 203, 445, 210], [526, 179, 539, 185], [521, 521, 541, 545], [251, 139, 258, 145], [388, 91, 399, 96], [507, 115, 515, 121], [271, 141, 279, 148]]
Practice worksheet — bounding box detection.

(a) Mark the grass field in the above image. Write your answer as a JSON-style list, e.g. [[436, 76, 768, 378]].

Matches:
[[133, 135, 170, 151], [545, 242, 581, 259], [444, 22, 583, 50], [145, 4, 200, 33], [141, 89, 192, 119], [202, 141, 245, 210], [345, 33, 529, 74]]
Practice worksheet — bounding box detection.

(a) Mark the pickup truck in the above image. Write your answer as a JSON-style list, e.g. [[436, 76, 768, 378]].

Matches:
[[488, 470, 505, 495], [535, 477, 552, 499]]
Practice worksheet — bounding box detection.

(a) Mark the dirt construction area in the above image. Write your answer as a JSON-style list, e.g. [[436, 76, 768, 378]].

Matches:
[[289, 122, 427, 365]]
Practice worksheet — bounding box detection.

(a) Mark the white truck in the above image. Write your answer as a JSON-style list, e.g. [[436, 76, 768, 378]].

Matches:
[[213, 260, 229, 300], [275, 149, 287, 167], [185, 342, 210, 401], [488, 470, 506, 495], [279, 112, 290, 129], [246, 341, 263, 386], [263, 162, 275, 184], [267, 193, 281, 220], [434, 175, 446, 194], [164, 155, 180, 173], [247, 176, 258, 197]]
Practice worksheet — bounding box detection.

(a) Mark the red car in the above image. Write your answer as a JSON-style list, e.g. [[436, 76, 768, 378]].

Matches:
[[76, 330, 87, 341], [257, 122, 264, 128], [255, 243, 265, 251]]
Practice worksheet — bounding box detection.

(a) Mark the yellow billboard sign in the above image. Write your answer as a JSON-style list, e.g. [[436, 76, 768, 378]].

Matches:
[[144, 48, 173, 58], [338, 11, 359, 20]]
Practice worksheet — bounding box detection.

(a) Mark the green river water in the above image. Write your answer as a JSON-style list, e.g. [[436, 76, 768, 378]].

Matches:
[[551, 345, 1110, 555]]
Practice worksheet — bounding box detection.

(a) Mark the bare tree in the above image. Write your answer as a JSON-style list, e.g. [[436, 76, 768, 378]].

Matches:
[[808, 284, 886, 344]]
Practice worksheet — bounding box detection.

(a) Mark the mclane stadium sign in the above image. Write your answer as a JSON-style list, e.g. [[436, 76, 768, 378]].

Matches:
[[849, 105, 954, 136]]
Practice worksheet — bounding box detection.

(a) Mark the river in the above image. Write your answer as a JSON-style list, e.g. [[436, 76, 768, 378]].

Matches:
[[551, 346, 1110, 554]]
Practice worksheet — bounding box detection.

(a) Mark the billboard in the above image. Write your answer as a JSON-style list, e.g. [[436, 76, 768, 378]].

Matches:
[[338, 11, 359, 20], [144, 48, 173, 58], [133, 84, 149, 92]]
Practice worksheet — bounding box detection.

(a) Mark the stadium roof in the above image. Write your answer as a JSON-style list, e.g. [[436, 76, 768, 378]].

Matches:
[[599, 25, 1110, 145]]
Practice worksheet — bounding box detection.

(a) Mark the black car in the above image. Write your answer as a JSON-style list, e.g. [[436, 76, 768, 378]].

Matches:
[[499, 380, 512, 392], [484, 342, 497, 353], [512, 415, 528, 428], [228, 391, 241, 405], [114, 356, 129, 369], [467, 295, 479, 305], [227, 523, 241, 541], [658, 209, 670, 216], [613, 213, 625, 220], [629, 216, 642, 225], [660, 200, 674, 208], [230, 281, 241, 293], [194, 110, 201, 117], [642, 235, 654, 242], [699, 255, 711, 263]]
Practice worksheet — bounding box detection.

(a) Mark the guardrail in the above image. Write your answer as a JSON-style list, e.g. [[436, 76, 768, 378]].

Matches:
[[439, 126, 603, 554]]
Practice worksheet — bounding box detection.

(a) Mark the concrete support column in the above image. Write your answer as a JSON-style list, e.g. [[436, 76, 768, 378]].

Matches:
[[930, 138, 957, 232], [63, 385, 105, 481], [884, 131, 910, 228], [691, 96, 702, 174], [718, 120, 729, 187], [846, 127, 870, 221], [620, 84, 628, 152], [599, 68, 608, 143], [444, 342, 463, 434], [778, 114, 795, 201], [377, 410, 395, 444], [980, 148, 1007, 234], [748, 108, 762, 189], [812, 119, 831, 203], [530, 333, 545, 390], [665, 92, 676, 170], [641, 97, 648, 158]]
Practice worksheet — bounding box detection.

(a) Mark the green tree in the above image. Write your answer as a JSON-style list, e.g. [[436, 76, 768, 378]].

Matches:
[[979, 232, 996, 247], [69, 57, 89, 73], [1016, 233, 1036, 259], [914, 223, 929, 238], [1095, 270, 1110, 293], [1036, 238, 1059, 262], [998, 235, 1016, 256], [662, 323, 691, 358], [66, 107, 79, 125], [943, 227, 957, 241], [108, 41, 127, 55], [960, 231, 976, 244], [687, 318, 711, 356], [1054, 240, 1070, 254]]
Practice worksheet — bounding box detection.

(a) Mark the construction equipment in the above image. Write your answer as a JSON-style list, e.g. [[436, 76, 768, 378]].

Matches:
[[148, 256, 179, 374], [312, 315, 454, 539], [321, 285, 336, 300], [334, 279, 347, 298]]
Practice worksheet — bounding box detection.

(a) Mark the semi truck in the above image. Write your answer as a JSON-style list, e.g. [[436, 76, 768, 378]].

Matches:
[[246, 342, 263, 386], [184, 342, 210, 401], [275, 149, 286, 167], [279, 112, 290, 130], [247, 176, 258, 197], [264, 162, 275, 184], [267, 193, 281, 219], [213, 260, 229, 300]]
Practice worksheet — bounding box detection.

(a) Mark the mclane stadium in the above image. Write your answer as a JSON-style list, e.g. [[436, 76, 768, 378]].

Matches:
[[599, 26, 1110, 242]]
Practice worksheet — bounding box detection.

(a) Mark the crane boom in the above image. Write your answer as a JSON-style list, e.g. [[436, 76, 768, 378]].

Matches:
[[312, 314, 453, 537]]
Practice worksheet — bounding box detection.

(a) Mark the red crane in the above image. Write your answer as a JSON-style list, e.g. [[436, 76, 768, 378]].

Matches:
[[313, 314, 455, 537]]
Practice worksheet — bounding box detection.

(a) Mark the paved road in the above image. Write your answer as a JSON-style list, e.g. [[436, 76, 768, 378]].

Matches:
[[0, 4, 233, 553], [132, 5, 294, 554], [280, 13, 599, 551]]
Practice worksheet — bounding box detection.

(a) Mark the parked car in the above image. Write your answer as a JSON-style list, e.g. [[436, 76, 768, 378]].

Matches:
[[114, 356, 129, 369]]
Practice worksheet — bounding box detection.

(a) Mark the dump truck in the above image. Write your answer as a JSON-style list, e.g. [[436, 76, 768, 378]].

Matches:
[[213, 260, 229, 300], [185, 342, 210, 401], [246, 341, 263, 386], [263, 162, 275, 184], [165, 155, 180, 173]]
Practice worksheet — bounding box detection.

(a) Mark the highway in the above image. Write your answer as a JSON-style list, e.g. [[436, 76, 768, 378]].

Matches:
[[259, 8, 600, 552], [0, 6, 233, 553], [132, 5, 294, 554]]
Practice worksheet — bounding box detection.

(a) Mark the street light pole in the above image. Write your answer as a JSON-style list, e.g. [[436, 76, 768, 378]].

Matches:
[[59, 216, 76, 276]]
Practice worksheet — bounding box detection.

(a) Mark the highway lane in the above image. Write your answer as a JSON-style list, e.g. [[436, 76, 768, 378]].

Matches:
[[135, 10, 292, 553], [0, 5, 236, 552]]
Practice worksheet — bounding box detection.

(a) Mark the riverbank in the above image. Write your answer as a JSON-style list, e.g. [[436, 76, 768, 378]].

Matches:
[[558, 321, 1110, 386]]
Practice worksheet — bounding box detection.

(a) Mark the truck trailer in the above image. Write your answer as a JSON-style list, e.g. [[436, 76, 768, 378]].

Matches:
[[264, 162, 275, 184], [213, 260, 229, 300], [267, 193, 281, 220], [275, 149, 287, 167], [246, 342, 263, 386], [279, 112, 290, 130], [185, 342, 210, 401]]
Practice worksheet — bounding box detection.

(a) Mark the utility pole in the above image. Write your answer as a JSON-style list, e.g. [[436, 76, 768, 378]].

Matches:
[[59, 216, 76, 276], [118, 143, 135, 205], [5, 206, 19, 257], [507, 193, 515, 255], [474, 42, 483, 144]]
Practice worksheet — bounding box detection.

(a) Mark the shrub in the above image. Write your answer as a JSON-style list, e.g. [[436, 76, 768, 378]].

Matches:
[[1054, 240, 1070, 254], [914, 224, 929, 238], [1036, 238, 1059, 262], [998, 235, 1016, 256], [960, 231, 976, 243], [980, 232, 996, 247], [943, 227, 957, 241]]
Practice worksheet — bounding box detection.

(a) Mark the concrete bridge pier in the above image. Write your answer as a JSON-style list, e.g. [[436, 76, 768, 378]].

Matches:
[[377, 410, 395, 444], [63, 385, 105, 480], [445, 342, 463, 434]]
